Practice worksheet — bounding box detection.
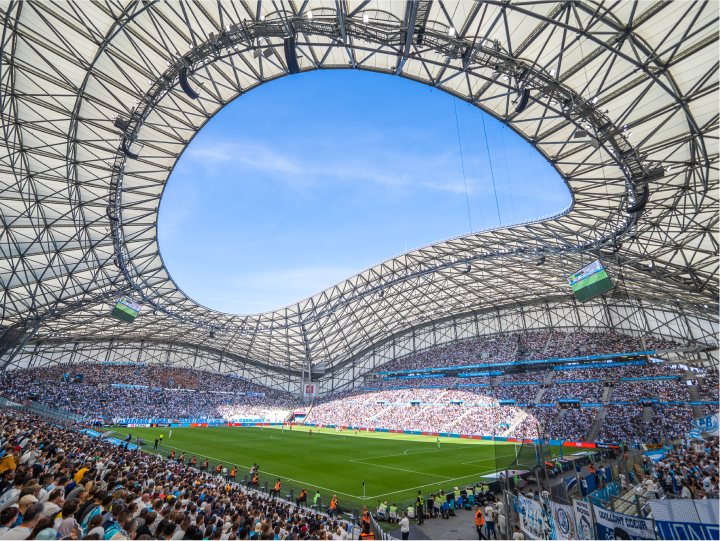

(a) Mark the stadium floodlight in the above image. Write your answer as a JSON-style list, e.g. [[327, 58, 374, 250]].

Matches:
[[549, 68, 556, 76], [448, 27, 456, 37], [307, 11, 312, 18], [363, 13, 369, 23]]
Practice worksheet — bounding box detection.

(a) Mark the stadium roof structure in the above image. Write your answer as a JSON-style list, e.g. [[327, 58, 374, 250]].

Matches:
[[0, 1, 718, 391]]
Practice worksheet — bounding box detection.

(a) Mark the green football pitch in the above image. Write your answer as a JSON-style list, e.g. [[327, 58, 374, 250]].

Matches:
[[111, 425, 560, 512]]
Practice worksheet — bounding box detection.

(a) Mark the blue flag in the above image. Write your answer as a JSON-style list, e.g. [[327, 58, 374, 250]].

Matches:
[[363, 479, 365, 486]]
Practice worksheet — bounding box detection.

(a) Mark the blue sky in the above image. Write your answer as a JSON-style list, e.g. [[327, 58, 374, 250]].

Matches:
[[159, 70, 570, 314]]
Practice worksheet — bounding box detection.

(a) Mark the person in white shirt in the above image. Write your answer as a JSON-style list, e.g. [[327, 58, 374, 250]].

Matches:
[[170, 516, 190, 540], [134, 494, 150, 516], [399, 511, 410, 540], [485, 504, 496, 539], [513, 525, 525, 540], [681, 482, 692, 499], [0, 503, 42, 540], [19, 446, 38, 467], [40, 489, 64, 519]]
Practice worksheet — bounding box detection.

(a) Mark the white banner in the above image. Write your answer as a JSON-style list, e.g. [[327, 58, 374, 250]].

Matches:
[[573, 500, 594, 541], [593, 506, 655, 540], [519, 494, 547, 540], [551, 502, 577, 540], [691, 412, 719, 436], [303, 384, 317, 398]]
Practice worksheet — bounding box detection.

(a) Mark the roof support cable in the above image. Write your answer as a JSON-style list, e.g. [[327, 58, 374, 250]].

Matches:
[[480, 111, 502, 225], [453, 99, 473, 233]]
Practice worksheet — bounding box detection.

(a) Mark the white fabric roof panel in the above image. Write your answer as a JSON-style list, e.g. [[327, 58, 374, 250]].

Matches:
[[0, 0, 716, 373]]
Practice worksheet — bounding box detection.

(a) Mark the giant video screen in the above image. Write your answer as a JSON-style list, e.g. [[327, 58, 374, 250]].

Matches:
[[111, 297, 142, 323], [567, 259, 614, 302]]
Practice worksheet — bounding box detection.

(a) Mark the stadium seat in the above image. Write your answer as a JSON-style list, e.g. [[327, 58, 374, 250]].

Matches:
[[261, 480, 268, 493], [243, 474, 248, 486], [352, 508, 360, 525], [286, 488, 294, 502]]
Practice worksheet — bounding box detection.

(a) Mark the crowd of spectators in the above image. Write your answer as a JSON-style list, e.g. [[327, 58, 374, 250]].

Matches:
[[598, 404, 696, 444], [609, 381, 690, 402], [375, 331, 686, 374], [544, 408, 596, 440], [650, 438, 719, 499], [0, 329, 712, 447], [307, 388, 527, 437], [309, 359, 714, 443], [542, 383, 603, 403], [696, 372, 719, 401], [0, 365, 299, 423], [0, 409, 356, 540]]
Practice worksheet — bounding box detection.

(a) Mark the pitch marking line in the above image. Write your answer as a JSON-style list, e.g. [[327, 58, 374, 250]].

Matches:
[[364, 468, 498, 499], [348, 459, 452, 479]]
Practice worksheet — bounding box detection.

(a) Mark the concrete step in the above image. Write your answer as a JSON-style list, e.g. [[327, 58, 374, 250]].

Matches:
[[502, 409, 529, 437], [585, 406, 607, 441], [685, 375, 706, 418], [642, 406, 653, 422]]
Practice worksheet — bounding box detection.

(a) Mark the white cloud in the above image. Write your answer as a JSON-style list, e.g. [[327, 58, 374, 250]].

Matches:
[[184, 139, 469, 195]]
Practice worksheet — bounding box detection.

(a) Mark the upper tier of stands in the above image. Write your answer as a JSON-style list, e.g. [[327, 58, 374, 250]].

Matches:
[[374, 331, 685, 374]]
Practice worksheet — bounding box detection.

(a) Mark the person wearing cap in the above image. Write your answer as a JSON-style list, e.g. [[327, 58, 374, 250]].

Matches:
[[12, 494, 39, 528], [0, 502, 42, 540]]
